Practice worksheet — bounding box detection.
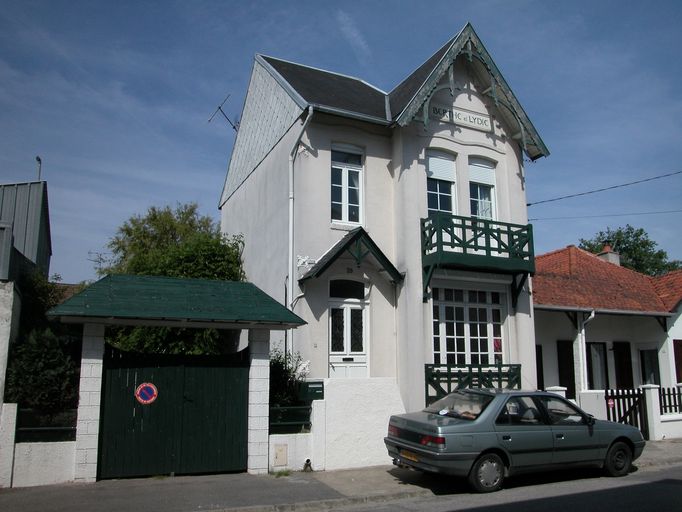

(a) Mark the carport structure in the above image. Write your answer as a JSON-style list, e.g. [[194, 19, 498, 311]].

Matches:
[[49, 274, 305, 481]]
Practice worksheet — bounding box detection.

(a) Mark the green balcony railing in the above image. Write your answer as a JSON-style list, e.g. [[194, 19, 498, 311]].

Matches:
[[421, 214, 535, 302]]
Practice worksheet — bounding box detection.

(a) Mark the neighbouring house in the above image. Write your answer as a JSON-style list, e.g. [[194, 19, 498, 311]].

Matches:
[[533, 244, 682, 419], [220, 23, 549, 470]]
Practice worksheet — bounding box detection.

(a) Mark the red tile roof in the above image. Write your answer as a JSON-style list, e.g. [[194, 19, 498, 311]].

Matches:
[[533, 245, 671, 313], [653, 270, 682, 311]]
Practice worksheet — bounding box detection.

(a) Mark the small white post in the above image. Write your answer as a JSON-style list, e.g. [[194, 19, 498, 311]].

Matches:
[[640, 384, 661, 441]]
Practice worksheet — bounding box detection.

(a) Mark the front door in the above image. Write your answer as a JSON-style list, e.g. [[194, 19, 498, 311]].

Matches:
[[557, 340, 576, 399], [613, 341, 634, 389], [329, 303, 367, 378], [640, 349, 661, 385]]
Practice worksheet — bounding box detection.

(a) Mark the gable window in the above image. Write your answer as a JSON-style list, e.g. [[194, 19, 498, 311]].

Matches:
[[331, 149, 363, 224], [426, 150, 456, 215], [431, 287, 505, 366], [468, 157, 496, 220]]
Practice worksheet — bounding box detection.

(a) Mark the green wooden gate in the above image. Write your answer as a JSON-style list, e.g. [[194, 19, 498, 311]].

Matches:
[[98, 346, 249, 479]]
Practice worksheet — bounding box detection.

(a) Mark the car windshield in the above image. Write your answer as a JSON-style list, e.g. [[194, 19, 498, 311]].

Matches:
[[424, 391, 494, 420]]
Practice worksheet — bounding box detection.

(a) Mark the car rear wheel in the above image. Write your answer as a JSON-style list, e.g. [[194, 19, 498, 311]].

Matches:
[[604, 441, 632, 477], [468, 453, 505, 492]]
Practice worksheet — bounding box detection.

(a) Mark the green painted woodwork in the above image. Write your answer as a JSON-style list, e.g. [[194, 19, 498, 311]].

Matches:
[[425, 363, 522, 406], [300, 227, 403, 284], [98, 346, 248, 479], [49, 274, 305, 328], [421, 213, 535, 302]]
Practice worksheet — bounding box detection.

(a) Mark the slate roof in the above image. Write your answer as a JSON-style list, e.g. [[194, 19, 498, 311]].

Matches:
[[257, 23, 548, 161], [48, 274, 306, 329], [533, 246, 670, 314], [260, 56, 388, 122]]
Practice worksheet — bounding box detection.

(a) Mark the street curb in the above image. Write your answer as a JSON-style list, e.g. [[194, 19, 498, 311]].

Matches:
[[212, 489, 434, 512]]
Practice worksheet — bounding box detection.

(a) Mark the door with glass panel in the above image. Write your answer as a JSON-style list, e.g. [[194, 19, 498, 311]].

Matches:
[[329, 304, 367, 378]]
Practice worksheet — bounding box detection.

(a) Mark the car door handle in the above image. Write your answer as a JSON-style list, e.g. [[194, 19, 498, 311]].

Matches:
[[502, 435, 512, 441], [556, 434, 565, 440]]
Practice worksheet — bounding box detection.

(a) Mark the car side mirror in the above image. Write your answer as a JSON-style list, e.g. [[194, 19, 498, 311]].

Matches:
[[586, 415, 596, 426]]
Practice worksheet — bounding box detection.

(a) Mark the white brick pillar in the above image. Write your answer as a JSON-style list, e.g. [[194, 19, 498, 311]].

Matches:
[[0, 402, 17, 487], [247, 329, 270, 475], [74, 323, 105, 482], [641, 384, 661, 441]]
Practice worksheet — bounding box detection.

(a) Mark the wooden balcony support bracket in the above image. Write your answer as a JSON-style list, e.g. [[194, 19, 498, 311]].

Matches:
[[510, 272, 528, 310]]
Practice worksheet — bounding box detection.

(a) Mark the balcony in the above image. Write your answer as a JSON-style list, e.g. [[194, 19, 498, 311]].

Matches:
[[421, 213, 534, 304]]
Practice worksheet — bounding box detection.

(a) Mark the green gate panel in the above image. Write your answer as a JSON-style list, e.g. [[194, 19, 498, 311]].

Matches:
[[99, 347, 249, 479]]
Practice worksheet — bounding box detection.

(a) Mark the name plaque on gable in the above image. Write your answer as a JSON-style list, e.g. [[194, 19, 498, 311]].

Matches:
[[430, 104, 492, 132]]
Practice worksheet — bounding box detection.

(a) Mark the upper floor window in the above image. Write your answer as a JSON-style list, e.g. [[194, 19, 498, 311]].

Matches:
[[426, 150, 456, 216], [468, 157, 496, 220], [331, 149, 363, 224]]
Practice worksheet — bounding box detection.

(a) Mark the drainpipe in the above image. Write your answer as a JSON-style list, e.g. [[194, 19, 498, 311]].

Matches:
[[578, 310, 596, 393], [287, 106, 314, 356]]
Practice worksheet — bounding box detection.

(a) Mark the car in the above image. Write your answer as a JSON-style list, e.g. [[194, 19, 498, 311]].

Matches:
[[384, 388, 645, 492]]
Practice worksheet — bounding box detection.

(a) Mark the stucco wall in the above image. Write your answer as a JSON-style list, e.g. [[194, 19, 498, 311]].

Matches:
[[0, 282, 20, 404], [322, 378, 404, 470], [536, 310, 672, 392], [12, 442, 75, 487], [269, 433, 312, 472]]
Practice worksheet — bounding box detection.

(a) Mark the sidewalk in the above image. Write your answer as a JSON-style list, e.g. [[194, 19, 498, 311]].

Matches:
[[1, 439, 681, 512]]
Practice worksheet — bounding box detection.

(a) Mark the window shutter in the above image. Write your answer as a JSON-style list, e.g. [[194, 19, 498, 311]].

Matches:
[[469, 157, 496, 185], [427, 151, 456, 182]]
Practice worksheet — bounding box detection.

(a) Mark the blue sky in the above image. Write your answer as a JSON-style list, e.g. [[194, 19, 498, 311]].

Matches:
[[2, 0, 681, 283]]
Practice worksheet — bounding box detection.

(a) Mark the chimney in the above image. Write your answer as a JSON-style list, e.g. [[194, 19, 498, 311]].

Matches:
[[597, 240, 620, 266]]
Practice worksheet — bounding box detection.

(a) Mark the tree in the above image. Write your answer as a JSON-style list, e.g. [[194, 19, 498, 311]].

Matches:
[[102, 203, 245, 354], [579, 225, 682, 276]]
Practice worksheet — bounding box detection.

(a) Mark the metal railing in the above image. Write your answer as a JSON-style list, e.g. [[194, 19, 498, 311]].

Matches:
[[659, 387, 682, 415], [16, 408, 77, 443], [269, 405, 312, 434]]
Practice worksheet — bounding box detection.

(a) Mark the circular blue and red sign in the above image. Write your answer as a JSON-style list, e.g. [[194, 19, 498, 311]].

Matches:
[[135, 383, 158, 405]]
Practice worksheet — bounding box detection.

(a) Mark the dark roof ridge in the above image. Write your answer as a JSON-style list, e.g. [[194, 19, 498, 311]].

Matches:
[[258, 54, 387, 95]]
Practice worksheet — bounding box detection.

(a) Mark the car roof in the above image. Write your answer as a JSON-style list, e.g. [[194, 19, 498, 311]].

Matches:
[[457, 389, 556, 397]]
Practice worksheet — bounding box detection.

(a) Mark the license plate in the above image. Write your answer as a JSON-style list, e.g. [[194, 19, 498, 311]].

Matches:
[[400, 450, 419, 463]]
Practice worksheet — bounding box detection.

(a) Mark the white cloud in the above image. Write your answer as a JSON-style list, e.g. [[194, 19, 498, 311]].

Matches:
[[335, 10, 371, 67]]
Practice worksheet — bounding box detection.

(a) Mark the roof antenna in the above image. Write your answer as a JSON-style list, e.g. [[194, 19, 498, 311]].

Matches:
[[208, 94, 239, 132], [36, 155, 42, 181]]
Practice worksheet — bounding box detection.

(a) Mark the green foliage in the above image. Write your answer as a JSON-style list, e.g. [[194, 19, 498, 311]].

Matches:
[[102, 202, 245, 354], [579, 224, 682, 276], [269, 349, 309, 406], [103, 203, 244, 281], [17, 271, 66, 335], [5, 328, 78, 412]]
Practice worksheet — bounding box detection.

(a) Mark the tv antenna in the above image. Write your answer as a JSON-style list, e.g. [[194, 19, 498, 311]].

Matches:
[[208, 94, 239, 132]]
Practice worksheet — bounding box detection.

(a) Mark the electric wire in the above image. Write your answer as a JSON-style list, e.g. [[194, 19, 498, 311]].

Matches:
[[526, 170, 682, 206], [530, 209, 682, 221]]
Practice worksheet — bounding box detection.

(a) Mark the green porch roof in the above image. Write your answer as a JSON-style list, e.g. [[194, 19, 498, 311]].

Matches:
[[48, 274, 305, 330]]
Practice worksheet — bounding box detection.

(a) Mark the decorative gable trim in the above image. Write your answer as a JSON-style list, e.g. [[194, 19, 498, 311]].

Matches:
[[394, 23, 549, 161]]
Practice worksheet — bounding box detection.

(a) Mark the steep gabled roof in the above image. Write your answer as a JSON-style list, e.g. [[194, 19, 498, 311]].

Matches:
[[299, 227, 403, 284], [653, 270, 682, 312], [533, 245, 669, 314], [259, 55, 389, 123], [256, 23, 548, 161]]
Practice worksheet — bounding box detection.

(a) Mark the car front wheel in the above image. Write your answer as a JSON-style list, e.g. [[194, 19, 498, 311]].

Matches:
[[468, 453, 505, 492], [604, 441, 632, 477]]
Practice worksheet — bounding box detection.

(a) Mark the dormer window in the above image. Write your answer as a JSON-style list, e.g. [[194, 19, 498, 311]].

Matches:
[[331, 148, 363, 224]]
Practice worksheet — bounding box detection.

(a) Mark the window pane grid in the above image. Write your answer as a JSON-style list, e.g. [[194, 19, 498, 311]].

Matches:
[[431, 287, 505, 366], [331, 153, 362, 224]]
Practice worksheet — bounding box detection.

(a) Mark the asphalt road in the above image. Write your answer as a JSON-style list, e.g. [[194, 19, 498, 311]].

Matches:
[[326, 464, 682, 512]]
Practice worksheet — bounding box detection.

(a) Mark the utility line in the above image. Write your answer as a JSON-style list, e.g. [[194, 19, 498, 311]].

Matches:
[[527, 170, 682, 206], [530, 209, 682, 221]]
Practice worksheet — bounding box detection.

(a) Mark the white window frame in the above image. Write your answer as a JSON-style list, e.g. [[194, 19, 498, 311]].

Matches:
[[328, 277, 370, 378], [331, 146, 364, 225], [431, 287, 506, 366], [468, 157, 496, 221], [426, 149, 457, 216]]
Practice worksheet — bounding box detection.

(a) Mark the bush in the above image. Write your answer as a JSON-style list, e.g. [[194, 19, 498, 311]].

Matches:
[[269, 349, 309, 406]]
